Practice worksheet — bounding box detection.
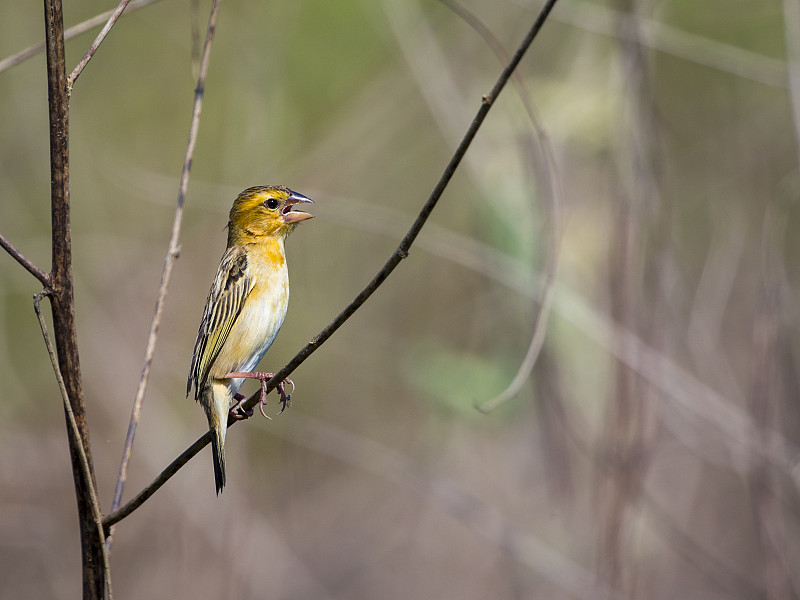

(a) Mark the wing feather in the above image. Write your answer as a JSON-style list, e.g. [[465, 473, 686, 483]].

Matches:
[[187, 247, 253, 399]]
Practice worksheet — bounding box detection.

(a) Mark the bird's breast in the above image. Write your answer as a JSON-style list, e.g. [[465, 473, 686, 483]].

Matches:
[[211, 243, 290, 391]]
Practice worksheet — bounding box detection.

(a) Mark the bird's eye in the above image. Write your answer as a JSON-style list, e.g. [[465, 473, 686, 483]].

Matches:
[[265, 198, 279, 210]]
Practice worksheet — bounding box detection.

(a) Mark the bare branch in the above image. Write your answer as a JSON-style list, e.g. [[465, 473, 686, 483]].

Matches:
[[68, 0, 132, 88], [0, 0, 163, 75], [0, 231, 50, 286], [106, 0, 223, 541], [103, 0, 562, 526]]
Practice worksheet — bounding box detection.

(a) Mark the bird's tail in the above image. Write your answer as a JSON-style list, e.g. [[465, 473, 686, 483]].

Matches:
[[211, 428, 226, 494], [202, 384, 229, 494]]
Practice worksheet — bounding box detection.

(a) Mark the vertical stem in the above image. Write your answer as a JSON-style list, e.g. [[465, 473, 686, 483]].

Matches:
[[43, 0, 104, 597], [746, 208, 791, 600], [599, 0, 663, 593]]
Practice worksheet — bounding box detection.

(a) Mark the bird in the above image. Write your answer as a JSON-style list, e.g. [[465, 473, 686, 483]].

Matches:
[[187, 185, 314, 494]]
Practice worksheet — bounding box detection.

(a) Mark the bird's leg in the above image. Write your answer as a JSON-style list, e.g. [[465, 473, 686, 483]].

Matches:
[[228, 393, 254, 421], [226, 372, 294, 419]]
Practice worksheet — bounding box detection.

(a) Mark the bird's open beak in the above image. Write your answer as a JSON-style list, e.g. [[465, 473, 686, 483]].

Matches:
[[282, 191, 315, 224]]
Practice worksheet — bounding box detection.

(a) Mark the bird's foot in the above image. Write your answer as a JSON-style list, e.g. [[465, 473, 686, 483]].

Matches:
[[228, 393, 254, 421], [275, 378, 295, 415], [225, 372, 295, 419]]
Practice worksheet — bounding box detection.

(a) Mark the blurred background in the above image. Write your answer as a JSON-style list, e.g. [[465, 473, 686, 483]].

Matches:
[[1, 0, 799, 598]]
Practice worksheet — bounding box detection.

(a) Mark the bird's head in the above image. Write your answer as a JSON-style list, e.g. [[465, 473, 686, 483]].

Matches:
[[227, 185, 314, 245]]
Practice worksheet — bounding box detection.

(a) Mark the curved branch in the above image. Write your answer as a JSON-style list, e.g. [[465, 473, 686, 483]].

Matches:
[[104, 0, 561, 527], [435, 0, 564, 413]]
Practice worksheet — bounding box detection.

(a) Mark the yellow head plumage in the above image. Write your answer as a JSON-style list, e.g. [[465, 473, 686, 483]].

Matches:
[[227, 185, 314, 246]]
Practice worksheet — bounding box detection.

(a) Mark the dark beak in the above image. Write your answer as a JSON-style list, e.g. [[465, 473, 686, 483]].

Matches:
[[282, 190, 315, 224]]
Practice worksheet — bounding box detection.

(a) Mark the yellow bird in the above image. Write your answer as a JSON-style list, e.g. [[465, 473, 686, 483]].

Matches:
[[187, 185, 314, 493]]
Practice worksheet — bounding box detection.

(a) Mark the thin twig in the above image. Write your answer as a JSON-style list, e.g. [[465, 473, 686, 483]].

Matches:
[[0, 232, 50, 286], [106, 0, 223, 545], [33, 291, 112, 599], [103, 0, 561, 527], [190, 0, 201, 78], [434, 0, 564, 413], [0, 0, 163, 75], [68, 0, 132, 88]]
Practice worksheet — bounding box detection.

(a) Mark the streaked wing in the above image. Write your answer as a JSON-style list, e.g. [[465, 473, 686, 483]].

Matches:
[[187, 246, 253, 398]]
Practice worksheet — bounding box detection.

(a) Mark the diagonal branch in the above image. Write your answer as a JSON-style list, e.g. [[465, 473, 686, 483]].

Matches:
[[106, 0, 223, 544], [103, 0, 561, 528], [68, 0, 132, 88], [0, 0, 163, 75], [0, 232, 50, 286]]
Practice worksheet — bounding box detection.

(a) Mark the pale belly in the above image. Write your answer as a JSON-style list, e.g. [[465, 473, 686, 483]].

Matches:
[[208, 267, 289, 394]]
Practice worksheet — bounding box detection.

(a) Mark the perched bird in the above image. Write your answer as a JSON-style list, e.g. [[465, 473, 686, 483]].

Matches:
[[187, 185, 314, 493]]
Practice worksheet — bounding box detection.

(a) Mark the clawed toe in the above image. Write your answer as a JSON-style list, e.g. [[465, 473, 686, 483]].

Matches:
[[276, 379, 293, 415], [229, 393, 254, 421], [229, 405, 254, 420]]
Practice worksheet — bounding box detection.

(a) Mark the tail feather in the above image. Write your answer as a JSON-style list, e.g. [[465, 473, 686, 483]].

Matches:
[[202, 384, 229, 494], [211, 427, 226, 494]]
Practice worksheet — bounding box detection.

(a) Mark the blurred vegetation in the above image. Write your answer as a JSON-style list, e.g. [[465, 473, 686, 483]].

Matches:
[[2, 0, 799, 598]]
